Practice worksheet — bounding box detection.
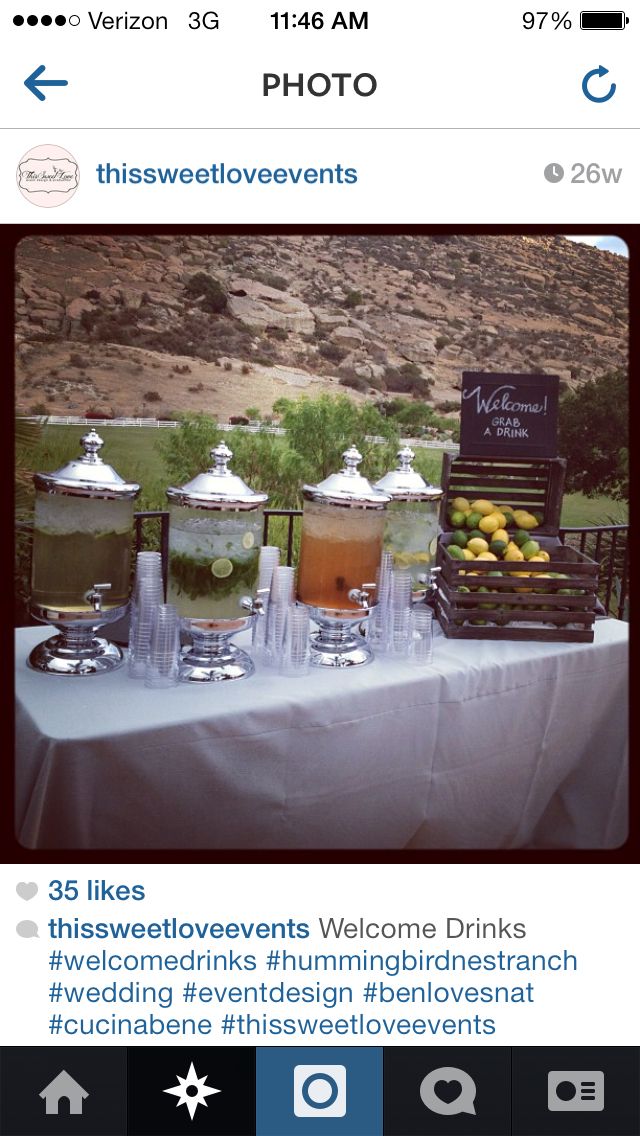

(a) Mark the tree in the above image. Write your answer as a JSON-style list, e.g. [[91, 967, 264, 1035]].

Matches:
[[558, 370, 628, 500], [273, 394, 399, 483]]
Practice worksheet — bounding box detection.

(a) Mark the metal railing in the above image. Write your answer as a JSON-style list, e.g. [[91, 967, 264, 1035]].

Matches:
[[559, 524, 629, 619], [133, 511, 629, 620]]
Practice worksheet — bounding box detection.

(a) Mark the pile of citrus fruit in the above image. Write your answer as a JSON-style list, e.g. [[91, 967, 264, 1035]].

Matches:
[[445, 497, 548, 567]]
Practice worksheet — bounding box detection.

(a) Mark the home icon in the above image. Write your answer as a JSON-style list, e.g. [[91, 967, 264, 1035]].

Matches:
[[39, 1070, 89, 1115]]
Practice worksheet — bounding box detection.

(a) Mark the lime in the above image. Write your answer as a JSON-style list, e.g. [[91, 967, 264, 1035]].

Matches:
[[466, 529, 484, 542], [521, 539, 540, 560], [466, 511, 483, 530], [242, 532, 255, 550], [533, 511, 545, 525], [489, 540, 507, 557], [448, 544, 466, 560], [429, 536, 439, 556], [211, 557, 234, 578], [449, 509, 467, 527], [513, 529, 530, 547], [450, 531, 468, 548]]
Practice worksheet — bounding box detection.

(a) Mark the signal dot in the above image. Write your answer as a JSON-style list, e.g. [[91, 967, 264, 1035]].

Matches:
[[13, 14, 25, 24], [41, 13, 52, 24], [27, 14, 38, 24], [55, 13, 66, 24]]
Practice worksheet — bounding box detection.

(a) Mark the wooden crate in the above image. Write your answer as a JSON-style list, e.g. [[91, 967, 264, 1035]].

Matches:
[[440, 453, 567, 537], [436, 534, 598, 642]]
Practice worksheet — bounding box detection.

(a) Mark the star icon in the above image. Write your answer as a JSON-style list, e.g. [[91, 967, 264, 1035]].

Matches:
[[163, 1062, 221, 1121]]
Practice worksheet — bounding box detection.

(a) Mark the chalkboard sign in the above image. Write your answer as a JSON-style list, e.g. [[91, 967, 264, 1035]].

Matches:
[[460, 372, 559, 458]]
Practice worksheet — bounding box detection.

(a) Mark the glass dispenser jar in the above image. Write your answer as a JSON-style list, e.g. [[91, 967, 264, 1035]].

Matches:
[[374, 445, 443, 598], [297, 445, 390, 667], [29, 429, 140, 675], [166, 441, 268, 682]]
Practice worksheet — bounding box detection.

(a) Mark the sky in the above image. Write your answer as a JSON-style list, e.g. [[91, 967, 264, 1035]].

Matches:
[[565, 235, 629, 257]]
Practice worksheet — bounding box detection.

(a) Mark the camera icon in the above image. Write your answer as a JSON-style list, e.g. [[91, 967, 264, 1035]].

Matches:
[[293, 1065, 347, 1117]]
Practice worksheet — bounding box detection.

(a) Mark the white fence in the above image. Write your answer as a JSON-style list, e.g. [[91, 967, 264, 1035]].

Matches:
[[19, 416, 459, 450]]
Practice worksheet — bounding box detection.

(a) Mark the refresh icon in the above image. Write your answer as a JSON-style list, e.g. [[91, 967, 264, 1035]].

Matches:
[[582, 65, 616, 102]]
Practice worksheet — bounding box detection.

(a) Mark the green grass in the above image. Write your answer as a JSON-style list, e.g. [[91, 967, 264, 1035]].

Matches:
[[25, 426, 629, 529]]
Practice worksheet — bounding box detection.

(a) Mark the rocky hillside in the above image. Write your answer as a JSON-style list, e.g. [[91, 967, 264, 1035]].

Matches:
[[15, 234, 628, 421]]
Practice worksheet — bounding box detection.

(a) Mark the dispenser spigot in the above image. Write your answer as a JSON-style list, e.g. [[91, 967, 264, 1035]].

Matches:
[[347, 582, 377, 609], [240, 595, 265, 616], [84, 583, 112, 613]]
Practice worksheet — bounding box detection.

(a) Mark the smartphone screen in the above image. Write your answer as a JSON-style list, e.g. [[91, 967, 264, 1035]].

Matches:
[[1, 2, 636, 1133]]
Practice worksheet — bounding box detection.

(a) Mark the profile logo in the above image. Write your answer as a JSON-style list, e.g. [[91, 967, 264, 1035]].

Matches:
[[17, 143, 79, 207], [294, 1065, 347, 1117]]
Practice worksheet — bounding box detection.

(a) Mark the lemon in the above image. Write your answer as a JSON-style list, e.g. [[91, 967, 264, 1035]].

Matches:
[[470, 499, 496, 516], [493, 528, 509, 544], [538, 550, 551, 562], [474, 552, 498, 562], [504, 547, 525, 562], [467, 537, 489, 556], [242, 532, 255, 550], [528, 554, 547, 562], [211, 557, 234, 578], [492, 511, 507, 529], [451, 497, 470, 512], [478, 514, 500, 534], [461, 548, 476, 560], [513, 511, 538, 530], [429, 536, 439, 556]]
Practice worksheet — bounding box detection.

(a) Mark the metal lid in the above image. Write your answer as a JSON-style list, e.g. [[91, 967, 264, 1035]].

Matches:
[[302, 444, 390, 509], [33, 430, 140, 499], [374, 445, 443, 502], [166, 441, 269, 510]]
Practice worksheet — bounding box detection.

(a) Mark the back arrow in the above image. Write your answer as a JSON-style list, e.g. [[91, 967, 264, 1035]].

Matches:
[[24, 64, 69, 102], [582, 65, 616, 103]]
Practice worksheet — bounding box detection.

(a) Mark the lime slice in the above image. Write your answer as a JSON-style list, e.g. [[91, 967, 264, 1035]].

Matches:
[[211, 557, 233, 578], [429, 536, 438, 556], [242, 532, 255, 550]]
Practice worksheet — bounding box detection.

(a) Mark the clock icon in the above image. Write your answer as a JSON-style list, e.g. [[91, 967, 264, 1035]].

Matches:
[[544, 162, 565, 183]]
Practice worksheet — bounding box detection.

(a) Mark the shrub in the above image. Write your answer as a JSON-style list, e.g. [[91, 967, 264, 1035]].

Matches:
[[241, 364, 252, 375], [435, 335, 451, 351], [143, 390, 161, 402], [469, 251, 482, 265], [343, 289, 364, 309], [319, 342, 347, 364], [223, 361, 233, 372], [184, 272, 227, 313], [266, 326, 289, 341], [339, 374, 369, 393]]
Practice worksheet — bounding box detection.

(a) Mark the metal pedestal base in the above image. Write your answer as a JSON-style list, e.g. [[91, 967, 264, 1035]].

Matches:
[[179, 638, 254, 683], [309, 628, 373, 668], [28, 634, 124, 676]]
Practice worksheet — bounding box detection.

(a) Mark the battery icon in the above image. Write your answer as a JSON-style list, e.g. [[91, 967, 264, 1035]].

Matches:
[[580, 11, 629, 28]]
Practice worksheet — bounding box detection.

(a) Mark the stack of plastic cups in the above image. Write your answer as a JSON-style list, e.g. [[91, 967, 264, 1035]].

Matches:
[[144, 604, 180, 688], [252, 546, 280, 664], [367, 550, 393, 650], [409, 606, 434, 666], [265, 565, 295, 667], [386, 568, 413, 658], [280, 604, 311, 677], [128, 574, 164, 678]]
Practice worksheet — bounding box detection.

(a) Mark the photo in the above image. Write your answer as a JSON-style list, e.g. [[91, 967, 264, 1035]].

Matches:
[[14, 230, 629, 853]]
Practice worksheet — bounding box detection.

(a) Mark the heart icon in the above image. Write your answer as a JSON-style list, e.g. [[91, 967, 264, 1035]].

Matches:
[[434, 1079, 463, 1105], [16, 882, 38, 901]]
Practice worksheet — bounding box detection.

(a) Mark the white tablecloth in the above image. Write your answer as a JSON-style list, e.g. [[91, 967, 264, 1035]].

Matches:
[[15, 620, 628, 851]]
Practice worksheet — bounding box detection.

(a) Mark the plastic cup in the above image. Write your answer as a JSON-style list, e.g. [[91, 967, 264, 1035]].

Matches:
[[280, 604, 310, 677], [128, 576, 163, 678], [144, 604, 180, 688], [258, 545, 281, 593], [410, 606, 434, 665], [269, 565, 295, 606], [265, 602, 289, 667]]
